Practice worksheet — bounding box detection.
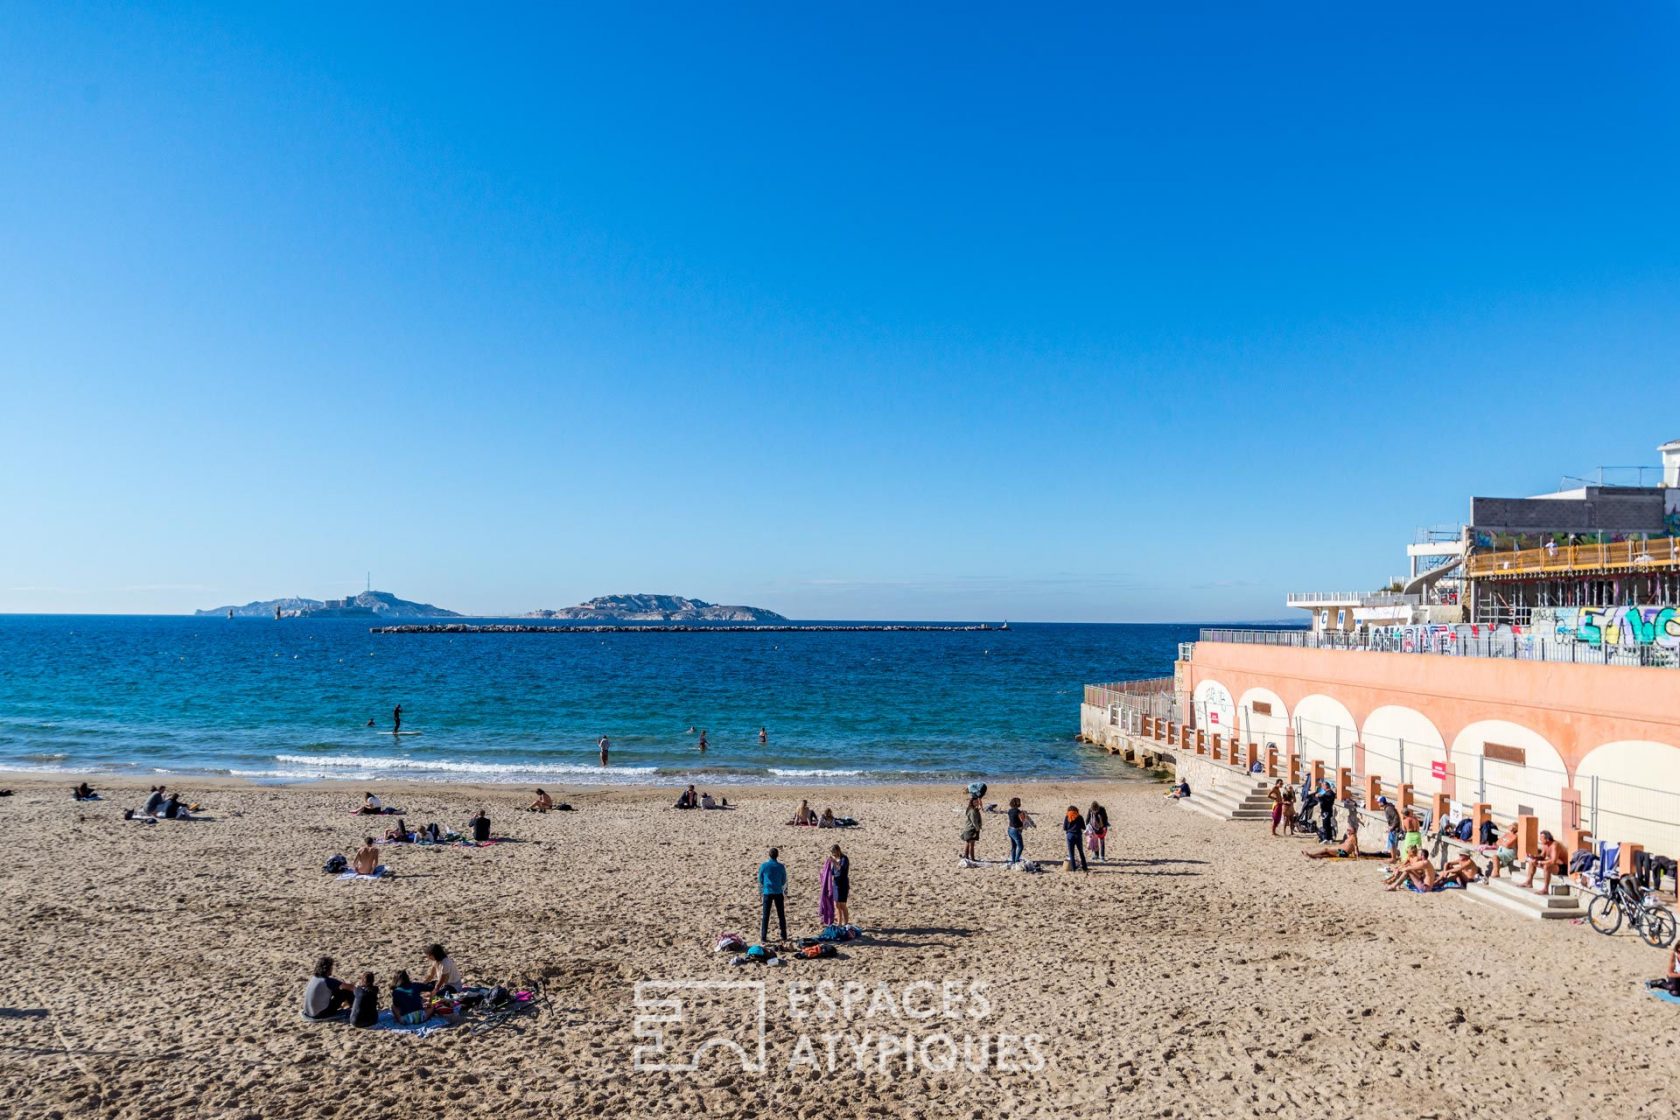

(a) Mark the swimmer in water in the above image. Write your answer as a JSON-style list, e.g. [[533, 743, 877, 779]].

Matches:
[[698, 729, 708, 753], [758, 727, 767, 745], [393, 705, 403, 734], [598, 736, 610, 767]]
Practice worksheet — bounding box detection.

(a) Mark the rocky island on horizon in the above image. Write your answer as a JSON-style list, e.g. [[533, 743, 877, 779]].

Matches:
[[520, 594, 787, 623], [195, 590, 462, 619]]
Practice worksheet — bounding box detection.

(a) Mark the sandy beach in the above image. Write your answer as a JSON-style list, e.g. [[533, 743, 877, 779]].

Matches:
[[1, 773, 1675, 1119]]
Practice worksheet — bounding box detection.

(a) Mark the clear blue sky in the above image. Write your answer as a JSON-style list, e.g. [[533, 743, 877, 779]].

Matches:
[[3, 3, 1678, 621]]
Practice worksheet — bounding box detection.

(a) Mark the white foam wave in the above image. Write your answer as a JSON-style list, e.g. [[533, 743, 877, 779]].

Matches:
[[767, 767, 867, 777], [272, 753, 657, 777]]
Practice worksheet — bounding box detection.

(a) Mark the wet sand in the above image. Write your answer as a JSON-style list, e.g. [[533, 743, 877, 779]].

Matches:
[[0, 774, 1673, 1119]]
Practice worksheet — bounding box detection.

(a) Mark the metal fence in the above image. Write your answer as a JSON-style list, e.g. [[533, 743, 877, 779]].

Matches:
[[1198, 626, 1677, 668]]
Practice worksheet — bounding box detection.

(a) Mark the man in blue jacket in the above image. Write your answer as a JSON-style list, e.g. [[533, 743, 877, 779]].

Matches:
[[759, 847, 788, 943]]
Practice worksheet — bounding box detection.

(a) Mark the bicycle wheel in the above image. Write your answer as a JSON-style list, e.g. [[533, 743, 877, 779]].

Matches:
[[1587, 894, 1622, 935], [1639, 906, 1677, 948]]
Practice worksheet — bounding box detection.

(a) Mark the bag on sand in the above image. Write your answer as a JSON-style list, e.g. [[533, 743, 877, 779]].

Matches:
[[323, 854, 348, 875]]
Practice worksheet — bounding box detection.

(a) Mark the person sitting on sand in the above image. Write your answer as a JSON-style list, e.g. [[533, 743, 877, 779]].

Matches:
[[72, 782, 96, 801], [1648, 943, 1680, 996], [789, 800, 817, 826], [352, 837, 383, 877], [1441, 849, 1484, 886], [358, 792, 383, 815], [142, 785, 166, 817], [391, 969, 428, 1024], [302, 956, 354, 1020], [1164, 778, 1190, 800], [162, 792, 189, 820], [528, 789, 553, 813], [468, 809, 491, 844], [1521, 831, 1568, 894], [819, 808, 837, 829], [418, 822, 442, 843], [350, 971, 380, 1029], [700, 792, 718, 810], [383, 819, 412, 843], [1381, 843, 1422, 884], [422, 943, 463, 995], [675, 785, 698, 810], [1384, 846, 1439, 890]]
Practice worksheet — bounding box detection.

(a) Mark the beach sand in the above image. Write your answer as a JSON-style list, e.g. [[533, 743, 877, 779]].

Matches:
[[0, 774, 1674, 1119]]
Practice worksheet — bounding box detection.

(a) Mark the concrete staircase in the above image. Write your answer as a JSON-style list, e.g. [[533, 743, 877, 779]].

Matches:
[[1178, 779, 1274, 823], [1462, 872, 1588, 920]]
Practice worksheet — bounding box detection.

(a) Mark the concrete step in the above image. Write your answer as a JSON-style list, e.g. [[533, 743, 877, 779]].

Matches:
[[1463, 874, 1586, 920], [1177, 781, 1275, 823]]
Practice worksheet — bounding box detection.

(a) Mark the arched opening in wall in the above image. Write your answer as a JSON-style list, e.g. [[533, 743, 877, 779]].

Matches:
[[1191, 679, 1236, 737], [1361, 705, 1447, 799], [1449, 721, 1570, 835], [1576, 740, 1680, 856], [1236, 688, 1289, 756], [1292, 694, 1358, 775]]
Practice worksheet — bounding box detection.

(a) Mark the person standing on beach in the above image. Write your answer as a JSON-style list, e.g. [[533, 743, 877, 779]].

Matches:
[[1062, 805, 1089, 872], [393, 705, 402, 734], [818, 849, 838, 926], [1006, 797, 1029, 864], [1269, 781, 1285, 836], [758, 847, 788, 943], [1087, 800, 1110, 861], [830, 844, 850, 925], [598, 736, 610, 767], [960, 794, 983, 862], [1316, 781, 1337, 843]]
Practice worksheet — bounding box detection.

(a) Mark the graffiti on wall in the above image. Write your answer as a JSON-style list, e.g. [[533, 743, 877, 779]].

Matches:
[[1535, 605, 1680, 651], [1668, 490, 1680, 538], [1363, 622, 1534, 657]]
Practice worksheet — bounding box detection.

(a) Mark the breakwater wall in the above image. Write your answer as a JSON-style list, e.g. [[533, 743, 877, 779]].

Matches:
[[372, 623, 1001, 635]]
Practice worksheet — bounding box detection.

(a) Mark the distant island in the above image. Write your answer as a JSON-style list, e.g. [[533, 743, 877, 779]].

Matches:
[[520, 594, 787, 623], [196, 590, 462, 619]]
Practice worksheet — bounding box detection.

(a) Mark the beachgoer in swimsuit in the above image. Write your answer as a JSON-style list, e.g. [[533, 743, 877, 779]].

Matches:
[[789, 799, 816, 826], [759, 727, 768, 745], [383, 819, 411, 843], [1269, 781, 1285, 836], [529, 789, 553, 812], [1489, 821, 1518, 878], [352, 837, 381, 876], [1521, 831, 1567, 894], [598, 736, 609, 767], [698, 730, 708, 753]]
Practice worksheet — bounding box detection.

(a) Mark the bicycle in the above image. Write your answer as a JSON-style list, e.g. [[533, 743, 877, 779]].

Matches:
[[1586, 874, 1678, 947]]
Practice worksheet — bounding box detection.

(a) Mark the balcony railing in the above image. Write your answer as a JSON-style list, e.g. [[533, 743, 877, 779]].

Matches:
[[1465, 537, 1680, 579], [1198, 626, 1678, 668]]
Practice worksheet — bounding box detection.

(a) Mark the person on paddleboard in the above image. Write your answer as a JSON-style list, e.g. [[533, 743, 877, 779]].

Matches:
[[393, 705, 403, 734]]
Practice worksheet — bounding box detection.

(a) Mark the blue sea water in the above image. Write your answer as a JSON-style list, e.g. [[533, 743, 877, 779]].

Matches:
[[0, 616, 1191, 785]]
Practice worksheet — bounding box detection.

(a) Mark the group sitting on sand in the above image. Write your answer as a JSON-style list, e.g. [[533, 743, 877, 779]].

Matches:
[[788, 799, 855, 827], [302, 944, 463, 1027], [674, 785, 729, 810], [125, 784, 196, 820]]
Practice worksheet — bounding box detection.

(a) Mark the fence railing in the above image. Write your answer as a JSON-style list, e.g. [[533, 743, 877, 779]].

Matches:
[[1084, 678, 1177, 719], [1466, 536, 1680, 579], [1197, 627, 1678, 669]]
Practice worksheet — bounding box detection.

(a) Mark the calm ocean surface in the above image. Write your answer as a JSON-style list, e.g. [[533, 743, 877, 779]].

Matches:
[[0, 616, 1193, 785]]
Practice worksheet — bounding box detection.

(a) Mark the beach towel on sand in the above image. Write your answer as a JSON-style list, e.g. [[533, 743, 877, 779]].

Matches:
[[337, 868, 392, 881], [299, 1009, 456, 1036], [1647, 987, 1680, 1006]]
